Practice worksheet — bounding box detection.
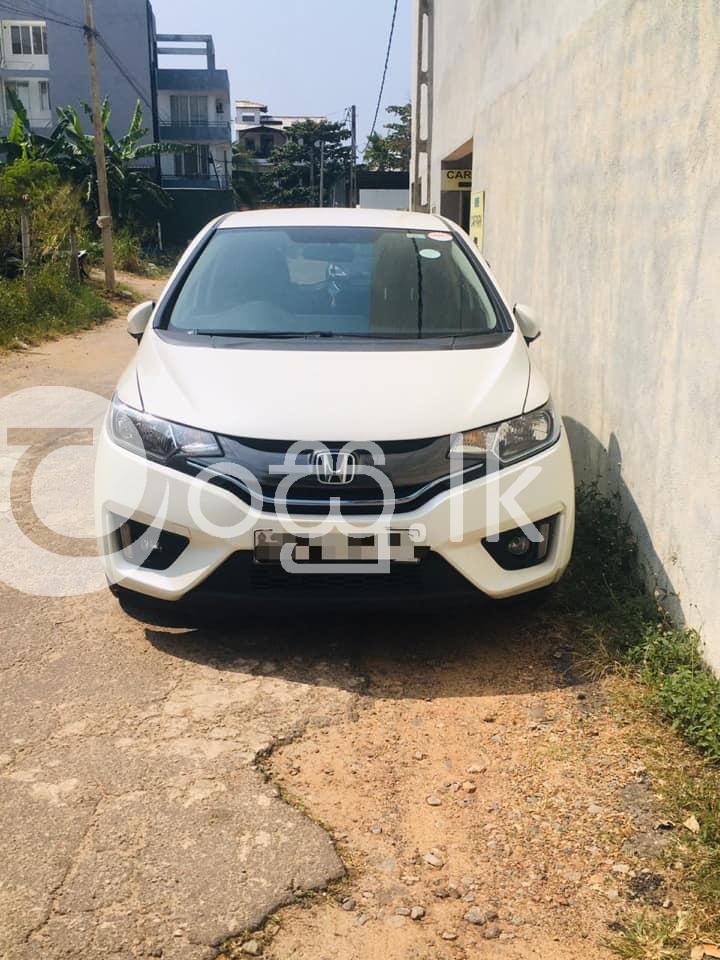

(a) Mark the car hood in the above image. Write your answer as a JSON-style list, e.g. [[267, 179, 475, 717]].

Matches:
[[130, 332, 531, 441]]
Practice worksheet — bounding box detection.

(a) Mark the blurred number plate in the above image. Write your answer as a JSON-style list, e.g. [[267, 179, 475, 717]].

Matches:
[[253, 530, 418, 564]]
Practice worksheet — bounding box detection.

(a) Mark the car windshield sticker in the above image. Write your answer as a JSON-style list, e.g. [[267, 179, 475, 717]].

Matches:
[[427, 231, 453, 242], [419, 248, 442, 259]]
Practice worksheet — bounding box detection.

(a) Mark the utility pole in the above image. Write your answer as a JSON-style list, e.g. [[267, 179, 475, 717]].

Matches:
[[83, 0, 114, 291], [349, 105, 357, 208], [318, 139, 325, 207]]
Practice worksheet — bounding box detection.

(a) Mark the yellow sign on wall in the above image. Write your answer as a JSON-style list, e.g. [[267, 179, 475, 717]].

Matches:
[[442, 169, 472, 191], [470, 191, 485, 251]]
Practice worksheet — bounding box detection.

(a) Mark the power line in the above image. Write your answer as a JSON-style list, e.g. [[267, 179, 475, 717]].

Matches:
[[95, 32, 153, 111], [45, 1, 84, 26], [367, 0, 399, 143], [0, 1, 152, 111], [0, 0, 82, 28]]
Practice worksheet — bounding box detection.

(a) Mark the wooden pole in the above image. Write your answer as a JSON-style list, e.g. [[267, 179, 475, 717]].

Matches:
[[318, 139, 325, 207], [69, 226, 80, 281], [350, 105, 357, 207], [83, 0, 115, 291], [20, 210, 30, 270]]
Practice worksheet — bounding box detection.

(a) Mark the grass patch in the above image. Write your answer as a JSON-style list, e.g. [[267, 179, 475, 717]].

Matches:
[[556, 484, 720, 955], [557, 484, 720, 763], [83, 228, 174, 277], [0, 265, 113, 350], [603, 913, 689, 959]]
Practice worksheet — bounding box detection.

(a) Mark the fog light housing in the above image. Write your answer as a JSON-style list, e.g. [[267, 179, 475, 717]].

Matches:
[[482, 516, 556, 570], [507, 534, 532, 556], [112, 515, 189, 571]]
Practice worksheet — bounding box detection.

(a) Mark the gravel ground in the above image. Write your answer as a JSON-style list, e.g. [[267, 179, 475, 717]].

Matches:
[[0, 276, 699, 960]]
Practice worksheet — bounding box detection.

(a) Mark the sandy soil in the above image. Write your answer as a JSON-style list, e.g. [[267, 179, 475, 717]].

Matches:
[[236, 612, 699, 960]]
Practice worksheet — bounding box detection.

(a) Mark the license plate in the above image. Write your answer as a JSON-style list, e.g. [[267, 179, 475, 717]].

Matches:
[[253, 530, 419, 564]]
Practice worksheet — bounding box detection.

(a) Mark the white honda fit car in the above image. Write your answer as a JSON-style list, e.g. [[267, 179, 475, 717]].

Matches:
[[95, 208, 574, 608]]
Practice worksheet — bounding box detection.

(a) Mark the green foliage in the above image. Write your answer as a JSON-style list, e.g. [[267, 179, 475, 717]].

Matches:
[[654, 667, 720, 759], [364, 103, 411, 171], [0, 158, 86, 277], [0, 156, 58, 207], [562, 483, 720, 764], [0, 265, 111, 349], [604, 913, 687, 959], [112, 228, 145, 273], [231, 143, 260, 209], [260, 119, 352, 208], [1, 94, 174, 229]]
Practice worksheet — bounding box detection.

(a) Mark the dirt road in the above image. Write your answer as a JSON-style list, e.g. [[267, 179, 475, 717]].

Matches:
[[0, 279, 693, 960]]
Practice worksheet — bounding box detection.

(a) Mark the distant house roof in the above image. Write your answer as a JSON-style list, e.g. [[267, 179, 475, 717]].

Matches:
[[157, 68, 230, 92], [272, 115, 326, 127], [238, 124, 288, 138], [235, 99, 267, 110]]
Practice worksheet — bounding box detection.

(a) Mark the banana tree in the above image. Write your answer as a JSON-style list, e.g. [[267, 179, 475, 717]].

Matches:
[[1, 94, 179, 228]]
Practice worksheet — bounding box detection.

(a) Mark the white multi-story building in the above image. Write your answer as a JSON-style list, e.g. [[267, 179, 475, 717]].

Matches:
[[0, 4, 232, 196], [234, 99, 325, 163], [156, 35, 232, 189], [0, 17, 51, 133]]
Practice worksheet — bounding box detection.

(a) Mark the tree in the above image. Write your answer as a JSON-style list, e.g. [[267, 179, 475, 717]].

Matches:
[[260, 119, 352, 208], [231, 143, 260, 209], [1, 92, 175, 230], [0, 158, 85, 277], [364, 103, 411, 171]]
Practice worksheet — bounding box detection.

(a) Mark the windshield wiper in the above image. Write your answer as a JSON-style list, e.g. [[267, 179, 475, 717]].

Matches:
[[191, 329, 336, 339]]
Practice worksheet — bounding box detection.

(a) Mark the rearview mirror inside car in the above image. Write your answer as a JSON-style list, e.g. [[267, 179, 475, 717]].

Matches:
[[514, 303, 541, 344], [127, 300, 155, 342]]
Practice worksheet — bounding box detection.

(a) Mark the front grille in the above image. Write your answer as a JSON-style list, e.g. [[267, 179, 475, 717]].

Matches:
[[179, 433, 485, 516]]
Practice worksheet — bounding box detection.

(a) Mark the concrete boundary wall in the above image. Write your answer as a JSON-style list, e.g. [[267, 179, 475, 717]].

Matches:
[[414, 0, 720, 669]]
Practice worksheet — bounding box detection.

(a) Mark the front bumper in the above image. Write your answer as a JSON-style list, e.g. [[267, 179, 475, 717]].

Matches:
[[95, 426, 575, 603]]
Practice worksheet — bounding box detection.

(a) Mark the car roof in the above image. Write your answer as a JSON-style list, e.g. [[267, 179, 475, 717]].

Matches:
[[217, 207, 451, 231]]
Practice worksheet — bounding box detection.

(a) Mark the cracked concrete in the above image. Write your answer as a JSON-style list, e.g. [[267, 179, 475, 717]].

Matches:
[[0, 278, 348, 960], [0, 589, 351, 960]]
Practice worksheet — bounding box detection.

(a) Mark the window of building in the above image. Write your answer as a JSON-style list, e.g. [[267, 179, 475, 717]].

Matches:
[[241, 113, 255, 123], [260, 134, 274, 157], [32, 25, 48, 54], [169, 95, 208, 125], [11, 25, 31, 54], [39, 80, 49, 112], [244, 137, 256, 152], [10, 23, 47, 55], [5, 80, 30, 114], [215, 99, 224, 114], [174, 144, 210, 178]]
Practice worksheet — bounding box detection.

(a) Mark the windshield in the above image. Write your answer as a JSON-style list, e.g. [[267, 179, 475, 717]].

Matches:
[[166, 226, 502, 339]]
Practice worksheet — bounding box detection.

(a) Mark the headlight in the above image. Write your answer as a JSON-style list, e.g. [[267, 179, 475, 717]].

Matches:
[[450, 401, 559, 466], [108, 396, 222, 462]]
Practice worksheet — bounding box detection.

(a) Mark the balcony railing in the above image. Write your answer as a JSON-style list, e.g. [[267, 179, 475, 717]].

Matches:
[[159, 120, 231, 142], [161, 173, 230, 190]]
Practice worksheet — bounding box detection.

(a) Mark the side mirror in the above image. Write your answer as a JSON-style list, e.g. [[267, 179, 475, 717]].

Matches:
[[514, 303, 541, 344], [127, 300, 155, 342]]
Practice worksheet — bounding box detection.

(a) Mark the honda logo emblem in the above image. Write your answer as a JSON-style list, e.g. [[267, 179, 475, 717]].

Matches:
[[312, 450, 356, 484]]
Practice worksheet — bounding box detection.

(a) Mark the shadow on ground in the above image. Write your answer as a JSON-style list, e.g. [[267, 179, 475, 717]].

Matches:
[[143, 595, 579, 702]]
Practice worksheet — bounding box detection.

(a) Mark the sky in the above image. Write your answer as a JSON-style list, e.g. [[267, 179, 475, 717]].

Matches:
[[150, 0, 412, 150]]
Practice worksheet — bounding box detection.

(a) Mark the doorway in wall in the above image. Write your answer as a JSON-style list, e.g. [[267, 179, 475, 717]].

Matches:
[[440, 140, 472, 231]]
